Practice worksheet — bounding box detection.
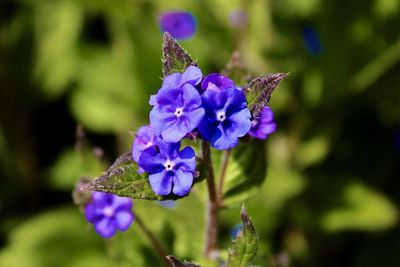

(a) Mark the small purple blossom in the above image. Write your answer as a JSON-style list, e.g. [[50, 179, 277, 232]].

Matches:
[[201, 73, 235, 92], [138, 140, 196, 196], [198, 74, 251, 150], [132, 125, 159, 173], [84, 192, 134, 238], [249, 107, 276, 139], [159, 11, 197, 40], [149, 66, 205, 143], [228, 9, 248, 29]]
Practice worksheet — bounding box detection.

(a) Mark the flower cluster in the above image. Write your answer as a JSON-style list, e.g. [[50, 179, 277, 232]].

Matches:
[[85, 192, 134, 238], [132, 66, 276, 197]]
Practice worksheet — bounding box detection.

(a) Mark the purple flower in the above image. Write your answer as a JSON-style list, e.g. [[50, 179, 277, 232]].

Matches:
[[138, 140, 196, 196], [84, 192, 134, 238], [132, 125, 159, 173], [201, 73, 235, 92], [159, 11, 197, 40], [149, 66, 205, 143], [198, 75, 251, 150], [249, 107, 276, 139]]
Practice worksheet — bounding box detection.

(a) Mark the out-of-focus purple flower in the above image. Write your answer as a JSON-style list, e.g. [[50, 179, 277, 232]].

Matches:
[[132, 125, 159, 173], [138, 140, 196, 196], [159, 11, 197, 40], [149, 66, 205, 143], [228, 9, 248, 29], [302, 26, 323, 56], [249, 107, 276, 139], [85, 192, 134, 238], [198, 76, 251, 150], [201, 73, 235, 92]]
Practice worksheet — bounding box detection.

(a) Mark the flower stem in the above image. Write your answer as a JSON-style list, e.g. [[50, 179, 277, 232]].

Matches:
[[134, 212, 170, 266], [217, 149, 231, 207], [202, 141, 219, 258]]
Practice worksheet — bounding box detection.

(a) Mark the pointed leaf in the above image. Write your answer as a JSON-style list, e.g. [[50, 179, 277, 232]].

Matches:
[[244, 73, 288, 117], [82, 152, 181, 200], [227, 205, 259, 267], [162, 32, 196, 76], [166, 256, 201, 267]]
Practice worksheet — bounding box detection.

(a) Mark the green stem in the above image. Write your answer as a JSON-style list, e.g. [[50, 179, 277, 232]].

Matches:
[[217, 149, 231, 207], [134, 212, 171, 266], [202, 141, 219, 258]]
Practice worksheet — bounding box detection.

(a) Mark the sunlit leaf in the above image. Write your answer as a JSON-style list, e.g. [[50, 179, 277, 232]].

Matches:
[[83, 152, 184, 200], [226, 205, 259, 267], [222, 139, 267, 206]]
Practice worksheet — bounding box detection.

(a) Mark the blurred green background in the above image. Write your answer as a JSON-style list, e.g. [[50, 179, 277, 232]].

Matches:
[[1, 0, 400, 266]]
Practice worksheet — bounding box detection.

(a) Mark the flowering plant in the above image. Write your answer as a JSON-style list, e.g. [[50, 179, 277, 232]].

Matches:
[[78, 32, 286, 266]]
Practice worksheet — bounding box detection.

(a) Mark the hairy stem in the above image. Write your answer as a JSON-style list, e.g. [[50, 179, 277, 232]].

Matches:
[[202, 141, 219, 258], [134, 212, 170, 266], [217, 149, 231, 207]]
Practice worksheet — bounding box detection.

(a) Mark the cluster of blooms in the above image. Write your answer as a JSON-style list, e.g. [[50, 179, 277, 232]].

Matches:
[[132, 66, 276, 197], [84, 192, 134, 238]]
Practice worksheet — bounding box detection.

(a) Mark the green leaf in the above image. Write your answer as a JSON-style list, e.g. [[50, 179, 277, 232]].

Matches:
[[227, 205, 259, 267], [244, 73, 288, 117], [222, 139, 267, 206], [166, 256, 201, 267], [162, 32, 196, 76], [320, 181, 398, 232], [83, 152, 182, 201]]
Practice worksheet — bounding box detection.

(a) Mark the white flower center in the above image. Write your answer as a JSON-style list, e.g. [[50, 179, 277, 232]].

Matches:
[[216, 110, 226, 122], [103, 207, 114, 217], [164, 160, 174, 171], [174, 107, 184, 117], [145, 141, 153, 148]]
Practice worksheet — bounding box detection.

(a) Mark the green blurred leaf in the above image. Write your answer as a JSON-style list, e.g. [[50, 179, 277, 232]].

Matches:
[[35, 1, 82, 98], [244, 73, 288, 117], [222, 139, 267, 206], [0, 207, 111, 267], [320, 182, 398, 232], [70, 89, 134, 133], [47, 148, 105, 190], [227, 205, 259, 267], [295, 135, 329, 168], [162, 32, 197, 76]]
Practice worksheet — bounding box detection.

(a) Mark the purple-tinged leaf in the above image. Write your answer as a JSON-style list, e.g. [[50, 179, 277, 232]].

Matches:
[[162, 32, 196, 76], [244, 73, 288, 117]]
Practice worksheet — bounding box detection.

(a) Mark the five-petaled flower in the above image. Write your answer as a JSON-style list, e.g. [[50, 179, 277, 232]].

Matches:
[[85, 192, 134, 238], [249, 107, 276, 140], [149, 66, 205, 143], [198, 74, 251, 150], [138, 139, 196, 196]]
